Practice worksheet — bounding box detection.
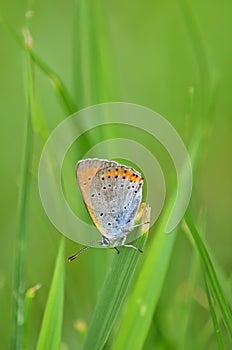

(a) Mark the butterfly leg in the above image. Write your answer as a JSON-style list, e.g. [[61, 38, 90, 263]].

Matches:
[[123, 244, 143, 253], [114, 247, 120, 254], [116, 236, 143, 253], [131, 221, 150, 229], [101, 235, 120, 253]]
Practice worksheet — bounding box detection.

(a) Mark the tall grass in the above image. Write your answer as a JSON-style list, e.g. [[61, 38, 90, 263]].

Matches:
[[1, 1, 231, 350], [11, 28, 35, 350]]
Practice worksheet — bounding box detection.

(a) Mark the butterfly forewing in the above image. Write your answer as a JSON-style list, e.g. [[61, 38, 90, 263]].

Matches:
[[76, 159, 119, 233]]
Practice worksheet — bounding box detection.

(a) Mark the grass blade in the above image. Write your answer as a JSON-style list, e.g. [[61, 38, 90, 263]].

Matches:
[[0, 15, 77, 114], [111, 199, 176, 350], [184, 209, 232, 342], [23, 284, 41, 350], [179, 0, 211, 119], [36, 237, 65, 350], [203, 269, 225, 350], [81, 204, 150, 350], [73, 0, 114, 107], [11, 29, 35, 350]]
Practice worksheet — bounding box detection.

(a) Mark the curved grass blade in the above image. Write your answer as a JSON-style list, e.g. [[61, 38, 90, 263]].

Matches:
[[203, 269, 225, 350], [184, 210, 232, 342], [36, 237, 65, 350], [0, 15, 77, 114], [81, 204, 150, 350]]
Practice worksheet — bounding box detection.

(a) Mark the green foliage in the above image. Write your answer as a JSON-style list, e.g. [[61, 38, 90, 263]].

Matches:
[[0, 1, 231, 350], [36, 238, 65, 350], [82, 205, 150, 350]]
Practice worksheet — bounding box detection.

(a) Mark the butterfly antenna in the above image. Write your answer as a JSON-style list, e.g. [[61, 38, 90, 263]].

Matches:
[[68, 246, 90, 262], [67, 239, 101, 262]]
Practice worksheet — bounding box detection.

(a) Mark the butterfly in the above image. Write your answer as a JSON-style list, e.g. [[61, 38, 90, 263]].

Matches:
[[68, 158, 145, 261]]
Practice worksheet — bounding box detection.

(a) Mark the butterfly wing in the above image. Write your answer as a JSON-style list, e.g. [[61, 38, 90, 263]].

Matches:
[[88, 164, 144, 239], [76, 158, 119, 233]]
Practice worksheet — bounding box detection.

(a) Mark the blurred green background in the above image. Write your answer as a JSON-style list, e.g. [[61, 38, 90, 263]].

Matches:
[[0, 1, 232, 349]]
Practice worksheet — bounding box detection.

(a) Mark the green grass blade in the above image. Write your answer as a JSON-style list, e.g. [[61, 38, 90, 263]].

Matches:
[[81, 204, 150, 350], [203, 269, 225, 350], [184, 210, 232, 341], [111, 200, 176, 350], [179, 0, 211, 119], [11, 30, 35, 350], [36, 237, 65, 350], [73, 0, 114, 107], [178, 236, 201, 350], [0, 15, 77, 114], [23, 284, 41, 350]]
